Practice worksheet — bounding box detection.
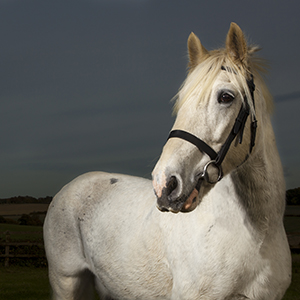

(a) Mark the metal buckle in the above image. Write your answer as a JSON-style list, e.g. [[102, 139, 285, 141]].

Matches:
[[201, 160, 223, 184]]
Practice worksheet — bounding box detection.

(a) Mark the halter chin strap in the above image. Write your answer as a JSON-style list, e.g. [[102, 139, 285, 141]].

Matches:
[[168, 71, 257, 185]]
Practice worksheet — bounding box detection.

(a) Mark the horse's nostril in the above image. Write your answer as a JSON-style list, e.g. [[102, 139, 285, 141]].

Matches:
[[166, 176, 178, 196]]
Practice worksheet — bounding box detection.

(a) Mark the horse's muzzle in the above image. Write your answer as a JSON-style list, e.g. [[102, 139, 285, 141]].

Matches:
[[155, 176, 201, 213]]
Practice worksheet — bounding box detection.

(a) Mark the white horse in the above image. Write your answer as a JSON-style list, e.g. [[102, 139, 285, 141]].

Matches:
[[44, 23, 291, 300]]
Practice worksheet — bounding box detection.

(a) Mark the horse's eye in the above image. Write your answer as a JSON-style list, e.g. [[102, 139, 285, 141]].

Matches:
[[218, 92, 234, 104]]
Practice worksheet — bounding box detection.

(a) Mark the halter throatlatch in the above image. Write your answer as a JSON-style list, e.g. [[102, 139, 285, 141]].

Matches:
[[168, 71, 257, 186]]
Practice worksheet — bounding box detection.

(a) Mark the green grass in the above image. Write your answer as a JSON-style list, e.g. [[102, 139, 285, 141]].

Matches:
[[283, 254, 300, 300], [0, 266, 51, 300]]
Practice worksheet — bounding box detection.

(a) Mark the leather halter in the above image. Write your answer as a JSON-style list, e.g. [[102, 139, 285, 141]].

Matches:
[[167, 68, 257, 185]]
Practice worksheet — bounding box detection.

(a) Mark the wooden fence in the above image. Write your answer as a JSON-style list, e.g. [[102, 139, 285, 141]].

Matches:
[[0, 230, 44, 267]]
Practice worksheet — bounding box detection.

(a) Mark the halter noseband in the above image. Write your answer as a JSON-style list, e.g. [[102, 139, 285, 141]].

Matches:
[[168, 69, 257, 185]]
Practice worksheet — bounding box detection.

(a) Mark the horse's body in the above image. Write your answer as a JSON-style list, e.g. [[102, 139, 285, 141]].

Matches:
[[44, 23, 291, 300]]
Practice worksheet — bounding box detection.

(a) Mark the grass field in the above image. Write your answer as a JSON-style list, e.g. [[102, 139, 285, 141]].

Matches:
[[0, 266, 50, 300], [0, 223, 43, 241], [0, 204, 49, 216]]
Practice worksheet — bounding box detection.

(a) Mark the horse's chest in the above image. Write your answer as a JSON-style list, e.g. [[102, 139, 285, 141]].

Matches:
[[164, 214, 262, 298]]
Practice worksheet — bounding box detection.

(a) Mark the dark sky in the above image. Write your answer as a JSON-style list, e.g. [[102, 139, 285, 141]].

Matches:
[[0, 0, 299, 198]]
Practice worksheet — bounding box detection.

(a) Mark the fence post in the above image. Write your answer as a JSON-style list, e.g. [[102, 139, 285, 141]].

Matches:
[[4, 231, 10, 267]]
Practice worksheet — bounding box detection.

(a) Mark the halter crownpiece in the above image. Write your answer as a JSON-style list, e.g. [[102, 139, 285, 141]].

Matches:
[[167, 69, 257, 185]]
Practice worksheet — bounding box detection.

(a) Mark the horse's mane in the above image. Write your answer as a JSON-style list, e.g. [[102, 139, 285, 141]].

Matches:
[[173, 46, 273, 116]]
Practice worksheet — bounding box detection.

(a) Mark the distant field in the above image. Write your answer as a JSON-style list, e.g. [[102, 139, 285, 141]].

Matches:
[[285, 206, 300, 216], [0, 204, 49, 216], [0, 223, 43, 241]]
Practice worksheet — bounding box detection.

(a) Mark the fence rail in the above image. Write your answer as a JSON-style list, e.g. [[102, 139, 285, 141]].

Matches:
[[0, 230, 44, 267]]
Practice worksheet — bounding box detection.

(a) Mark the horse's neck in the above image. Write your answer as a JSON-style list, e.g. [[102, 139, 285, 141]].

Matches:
[[230, 121, 286, 233]]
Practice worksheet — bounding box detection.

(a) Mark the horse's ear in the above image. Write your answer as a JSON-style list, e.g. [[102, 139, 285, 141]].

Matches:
[[226, 22, 248, 64], [188, 32, 209, 70]]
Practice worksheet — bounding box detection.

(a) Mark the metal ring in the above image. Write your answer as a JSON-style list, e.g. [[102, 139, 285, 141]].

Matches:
[[202, 160, 223, 184]]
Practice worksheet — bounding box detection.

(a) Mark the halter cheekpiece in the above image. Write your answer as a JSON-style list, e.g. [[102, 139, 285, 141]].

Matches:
[[167, 67, 257, 186]]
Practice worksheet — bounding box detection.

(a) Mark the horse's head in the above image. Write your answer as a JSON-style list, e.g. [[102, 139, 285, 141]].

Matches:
[[152, 23, 271, 213]]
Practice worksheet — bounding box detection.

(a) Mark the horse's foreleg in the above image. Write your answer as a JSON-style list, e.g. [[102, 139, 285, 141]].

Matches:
[[49, 268, 96, 300]]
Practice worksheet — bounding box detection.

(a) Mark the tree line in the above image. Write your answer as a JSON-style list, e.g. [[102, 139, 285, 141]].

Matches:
[[0, 213, 43, 226], [286, 187, 300, 205], [0, 196, 52, 205]]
